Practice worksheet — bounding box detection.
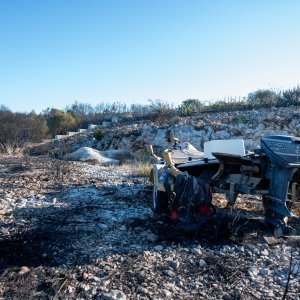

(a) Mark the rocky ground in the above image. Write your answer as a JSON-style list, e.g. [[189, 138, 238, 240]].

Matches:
[[28, 106, 300, 158], [0, 155, 299, 299]]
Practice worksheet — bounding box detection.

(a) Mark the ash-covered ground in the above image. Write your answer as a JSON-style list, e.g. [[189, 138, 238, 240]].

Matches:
[[0, 156, 299, 300]]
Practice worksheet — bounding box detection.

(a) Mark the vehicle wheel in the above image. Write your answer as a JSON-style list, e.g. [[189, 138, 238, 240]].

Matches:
[[152, 185, 168, 214]]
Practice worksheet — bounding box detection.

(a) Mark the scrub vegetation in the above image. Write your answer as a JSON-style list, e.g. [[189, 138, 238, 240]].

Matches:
[[1, 86, 299, 154]]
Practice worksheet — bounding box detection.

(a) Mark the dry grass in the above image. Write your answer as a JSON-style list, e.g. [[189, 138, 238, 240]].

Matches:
[[135, 162, 152, 177], [115, 150, 152, 177], [120, 161, 152, 178]]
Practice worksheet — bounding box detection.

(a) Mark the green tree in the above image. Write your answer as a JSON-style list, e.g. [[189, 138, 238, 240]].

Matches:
[[66, 100, 94, 128], [247, 89, 278, 107], [45, 108, 76, 136]]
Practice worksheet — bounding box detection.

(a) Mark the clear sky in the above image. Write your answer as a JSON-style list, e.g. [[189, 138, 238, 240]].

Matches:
[[0, 0, 299, 113]]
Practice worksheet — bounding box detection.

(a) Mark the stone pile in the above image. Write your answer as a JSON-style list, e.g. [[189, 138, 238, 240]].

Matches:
[[64, 147, 119, 166]]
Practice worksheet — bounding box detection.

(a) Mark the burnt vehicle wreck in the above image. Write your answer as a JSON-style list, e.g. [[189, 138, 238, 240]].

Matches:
[[147, 136, 300, 237]]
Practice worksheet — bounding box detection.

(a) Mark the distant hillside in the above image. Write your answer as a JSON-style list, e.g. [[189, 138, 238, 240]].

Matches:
[[28, 106, 300, 157]]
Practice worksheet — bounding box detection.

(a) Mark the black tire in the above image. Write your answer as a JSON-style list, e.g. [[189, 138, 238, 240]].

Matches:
[[152, 184, 168, 214]]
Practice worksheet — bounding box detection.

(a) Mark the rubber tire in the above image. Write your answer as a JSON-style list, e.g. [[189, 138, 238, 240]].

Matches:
[[152, 185, 168, 214]]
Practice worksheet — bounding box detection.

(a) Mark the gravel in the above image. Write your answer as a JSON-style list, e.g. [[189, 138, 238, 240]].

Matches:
[[0, 155, 299, 299]]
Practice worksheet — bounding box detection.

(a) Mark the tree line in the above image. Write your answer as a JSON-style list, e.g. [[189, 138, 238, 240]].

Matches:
[[0, 86, 299, 154]]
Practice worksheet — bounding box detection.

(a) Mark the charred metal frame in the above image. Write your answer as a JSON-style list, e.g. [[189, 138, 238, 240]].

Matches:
[[149, 135, 300, 237]]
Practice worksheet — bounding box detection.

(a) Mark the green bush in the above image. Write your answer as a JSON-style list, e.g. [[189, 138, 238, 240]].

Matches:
[[278, 87, 300, 107], [247, 89, 278, 107], [93, 128, 105, 141], [177, 99, 205, 116]]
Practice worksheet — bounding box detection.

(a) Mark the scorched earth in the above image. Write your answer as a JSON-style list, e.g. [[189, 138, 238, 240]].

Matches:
[[0, 155, 299, 299]]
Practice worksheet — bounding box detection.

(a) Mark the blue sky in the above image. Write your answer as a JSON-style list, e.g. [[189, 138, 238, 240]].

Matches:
[[0, 0, 299, 113]]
